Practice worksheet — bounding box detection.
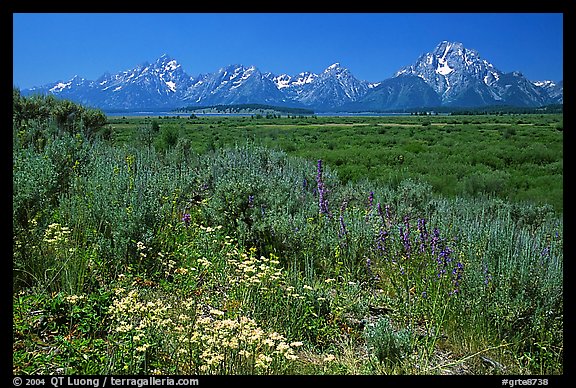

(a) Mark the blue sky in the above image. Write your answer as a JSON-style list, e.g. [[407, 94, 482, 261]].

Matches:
[[13, 13, 564, 90]]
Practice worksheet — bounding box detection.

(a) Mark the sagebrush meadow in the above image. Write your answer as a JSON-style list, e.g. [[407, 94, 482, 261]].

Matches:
[[12, 90, 563, 375]]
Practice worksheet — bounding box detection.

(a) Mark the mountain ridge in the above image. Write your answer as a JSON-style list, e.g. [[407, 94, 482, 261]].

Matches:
[[20, 41, 563, 112]]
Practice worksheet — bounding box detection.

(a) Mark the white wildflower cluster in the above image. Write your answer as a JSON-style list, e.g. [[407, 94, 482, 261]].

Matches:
[[197, 257, 211, 268], [43, 223, 72, 245], [198, 225, 223, 234], [228, 250, 283, 288], [65, 294, 87, 305], [174, 310, 302, 374], [136, 241, 148, 260], [156, 251, 178, 277], [108, 288, 174, 356]]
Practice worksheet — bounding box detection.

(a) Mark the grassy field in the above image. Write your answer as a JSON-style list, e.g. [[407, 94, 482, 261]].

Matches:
[[107, 113, 563, 213], [13, 93, 563, 376]]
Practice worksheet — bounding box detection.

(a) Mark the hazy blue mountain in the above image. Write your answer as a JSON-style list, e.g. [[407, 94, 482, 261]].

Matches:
[[342, 75, 442, 111], [533, 80, 563, 104], [180, 64, 287, 106], [20, 42, 563, 112], [269, 63, 371, 110], [394, 41, 558, 107]]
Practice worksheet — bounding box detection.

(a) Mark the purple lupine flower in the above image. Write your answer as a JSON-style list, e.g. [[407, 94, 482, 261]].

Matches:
[[483, 262, 492, 286], [376, 203, 393, 228], [399, 216, 411, 256], [430, 227, 441, 256], [182, 213, 191, 227], [376, 229, 388, 256], [368, 191, 374, 209], [339, 215, 348, 239], [366, 191, 374, 222], [377, 202, 384, 223], [418, 218, 428, 253], [450, 261, 464, 295], [248, 195, 255, 208], [316, 159, 331, 216], [540, 245, 551, 266], [436, 246, 453, 278]]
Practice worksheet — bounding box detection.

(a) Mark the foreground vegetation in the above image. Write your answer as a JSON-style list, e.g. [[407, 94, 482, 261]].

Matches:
[[13, 91, 563, 375]]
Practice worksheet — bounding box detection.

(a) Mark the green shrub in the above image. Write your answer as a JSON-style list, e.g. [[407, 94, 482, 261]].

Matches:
[[364, 317, 412, 366]]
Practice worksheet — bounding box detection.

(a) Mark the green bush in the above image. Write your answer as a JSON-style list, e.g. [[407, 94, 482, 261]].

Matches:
[[364, 317, 412, 366]]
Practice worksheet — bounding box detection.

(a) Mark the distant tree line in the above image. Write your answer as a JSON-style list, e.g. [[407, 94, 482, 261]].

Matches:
[[343, 104, 563, 115], [406, 104, 563, 115], [176, 103, 315, 115]]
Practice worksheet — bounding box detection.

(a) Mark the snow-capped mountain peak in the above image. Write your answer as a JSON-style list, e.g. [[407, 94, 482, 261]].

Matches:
[[20, 44, 563, 111]]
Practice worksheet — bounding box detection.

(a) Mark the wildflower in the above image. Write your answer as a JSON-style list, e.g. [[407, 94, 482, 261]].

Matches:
[[255, 354, 273, 369], [276, 341, 290, 352], [181, 213, 191, 227], [316, 159, 331, 216], [175, 267, 188, 275], [418, 218, 428, 253], [483, 262, 492, 286], [263, 338, 275, 347], [365, 191, 375, 222], [377, 202, 384, 223], [338, 214, 348, 239], [430, 228, 441, 256], [450, 262, 464, 295], [248, 195, 254, 208], [376, 229, 388, 256], [436, 251, 449, 277], [269, 332, 285, 341], [65, 294, 85, 304], [43, 223, 72, 245], [210, 308, 225, 316], [239, 349, 251, 357], [400, 215, 411, 256], [324, 354, 336, 362], [136, 241, 146, 251]]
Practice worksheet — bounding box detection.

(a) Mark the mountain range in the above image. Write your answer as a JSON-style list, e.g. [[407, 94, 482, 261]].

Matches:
[[20, 41, 563, 112]]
